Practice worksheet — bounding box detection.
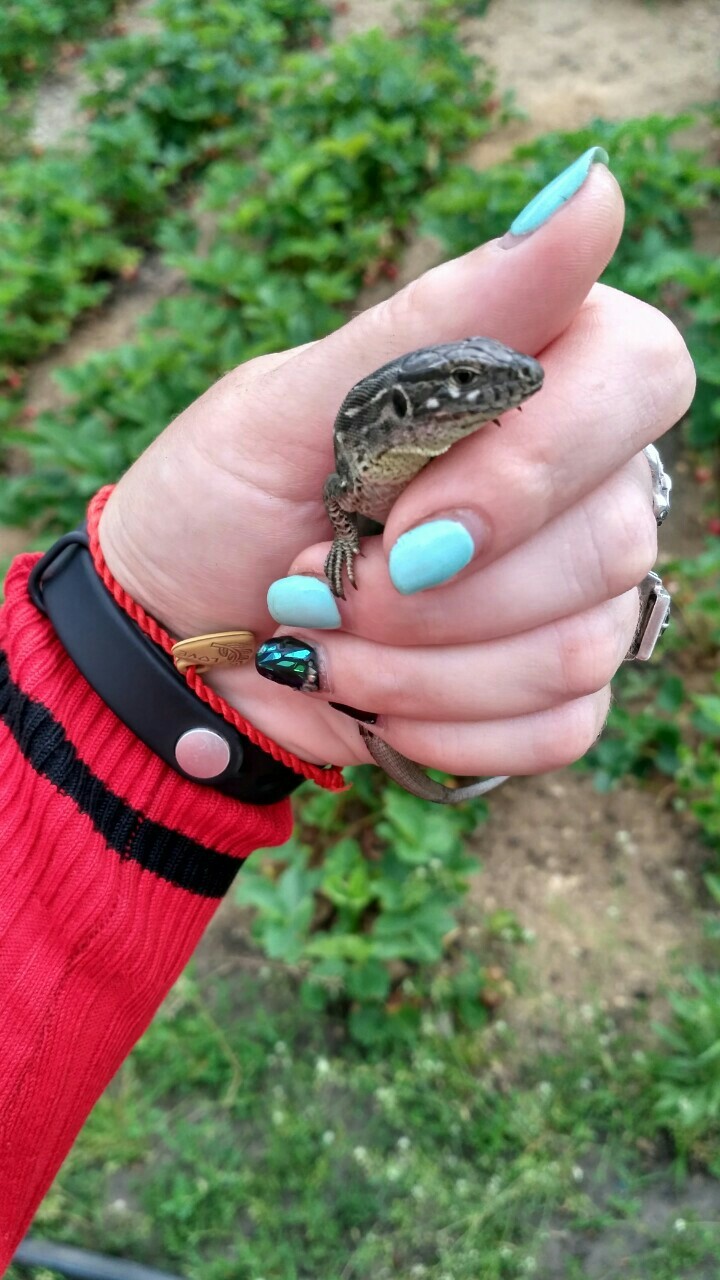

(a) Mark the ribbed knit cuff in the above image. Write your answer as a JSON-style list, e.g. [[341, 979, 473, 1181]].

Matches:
[[0, 554, 292, 1263]]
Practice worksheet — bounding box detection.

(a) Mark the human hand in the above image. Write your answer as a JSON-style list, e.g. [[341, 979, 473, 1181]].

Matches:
[[99, 153, 695, 776]]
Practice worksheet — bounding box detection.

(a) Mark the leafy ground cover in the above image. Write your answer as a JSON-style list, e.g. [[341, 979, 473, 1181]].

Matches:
[[0, 0, 117, 90], [7, 964, 720, 1280], [0, 2, 500, 495], [0, 0, 331, 374]]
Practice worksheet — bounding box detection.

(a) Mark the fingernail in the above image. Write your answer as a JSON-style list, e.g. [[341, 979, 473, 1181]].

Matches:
[[255, 636, 320, 692], [267, 575, 341, 629], [503, 146, 609, 241], [329, 702, 378, 725], [389, 519, 476, 595]]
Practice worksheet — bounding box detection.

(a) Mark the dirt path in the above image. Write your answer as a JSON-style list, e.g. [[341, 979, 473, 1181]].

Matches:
[[471, 769, 709, 1021], [467, 0, 720, 166]]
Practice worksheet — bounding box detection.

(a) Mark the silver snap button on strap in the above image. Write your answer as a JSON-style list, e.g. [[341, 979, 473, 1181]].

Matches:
[[175, 727, 232, 779]]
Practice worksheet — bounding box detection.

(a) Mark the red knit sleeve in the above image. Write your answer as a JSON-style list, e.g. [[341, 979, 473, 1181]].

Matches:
[[0, 554, 293, 1268]]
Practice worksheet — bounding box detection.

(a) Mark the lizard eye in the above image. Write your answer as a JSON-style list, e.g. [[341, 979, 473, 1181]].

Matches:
[[391, 387, 409, 417], [453, 367, 477, 385]]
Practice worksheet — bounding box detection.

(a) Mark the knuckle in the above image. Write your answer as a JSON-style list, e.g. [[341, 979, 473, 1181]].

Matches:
[[383, 269, 436, 335], [553, 604, 628, 699], [532, 688, 611, 771], [504, 443, 557, 530], [617, 484, 659, 585], [632, 306, 697, 427], [588, 473, 658, 597], [372, 659, 413, 710]]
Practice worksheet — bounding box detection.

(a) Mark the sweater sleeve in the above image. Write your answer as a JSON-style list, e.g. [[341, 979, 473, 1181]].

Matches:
[[0, 553, 293, 1268]]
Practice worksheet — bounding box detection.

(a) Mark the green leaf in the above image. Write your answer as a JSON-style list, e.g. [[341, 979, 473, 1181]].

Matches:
[[346, 960, 391, 1003]]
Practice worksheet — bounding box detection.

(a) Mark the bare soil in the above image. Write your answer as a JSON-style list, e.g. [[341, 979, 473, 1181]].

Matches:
[[4, 0, 719, 1014], [467, 0, 720, 165], [471, 769, 709, 1018]]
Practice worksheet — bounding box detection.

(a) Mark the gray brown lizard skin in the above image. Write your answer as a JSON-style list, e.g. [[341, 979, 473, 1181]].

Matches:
[[322, 337, 545, 804]]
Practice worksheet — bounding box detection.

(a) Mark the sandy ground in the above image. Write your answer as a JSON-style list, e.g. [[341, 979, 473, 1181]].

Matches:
[[472, 769, 709, 1018], [467, 0, 720, 164], [3, 0, 719, 1015]]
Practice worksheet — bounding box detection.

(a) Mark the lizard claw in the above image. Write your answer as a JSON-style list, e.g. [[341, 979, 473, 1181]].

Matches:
[[324, 537, 359, 598]]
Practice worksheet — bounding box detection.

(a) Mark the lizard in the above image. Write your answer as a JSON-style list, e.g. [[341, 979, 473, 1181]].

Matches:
[[321, 337, 545, 805]]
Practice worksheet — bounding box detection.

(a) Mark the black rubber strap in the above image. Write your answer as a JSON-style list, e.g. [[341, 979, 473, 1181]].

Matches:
[[28, 526, 304, 805]]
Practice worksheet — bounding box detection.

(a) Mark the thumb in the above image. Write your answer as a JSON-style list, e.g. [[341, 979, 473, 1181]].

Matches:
[[251, 147, 622, 454]]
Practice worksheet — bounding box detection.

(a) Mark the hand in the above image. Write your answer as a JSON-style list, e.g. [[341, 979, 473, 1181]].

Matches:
[[100, 159, 695, 775]]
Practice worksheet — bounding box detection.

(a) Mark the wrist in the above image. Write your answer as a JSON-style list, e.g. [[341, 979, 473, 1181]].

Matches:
[[92, 486, 343, 779], [98, 483, 193, 639]]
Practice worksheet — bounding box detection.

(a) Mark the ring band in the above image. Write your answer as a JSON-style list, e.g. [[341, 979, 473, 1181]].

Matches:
[[626, 570, 672, 661], [623, 445, 673, 662], [643, 443, 672, 525]]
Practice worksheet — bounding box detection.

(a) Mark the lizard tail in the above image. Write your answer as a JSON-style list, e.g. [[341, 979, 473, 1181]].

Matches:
[[358, 726, 509, 805]]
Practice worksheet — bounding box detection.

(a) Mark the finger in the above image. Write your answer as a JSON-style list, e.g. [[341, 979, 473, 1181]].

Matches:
[[220, 160, 623, 480], [261, 590, 639, 723], [357, 686, 613, 777], [379, 283, 695, 575], [279, 454, 657, 645]]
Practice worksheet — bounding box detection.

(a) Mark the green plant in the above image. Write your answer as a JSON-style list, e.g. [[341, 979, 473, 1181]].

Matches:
[[14, 961, 720, 1280], [581, 669, 685, 792], [671, 545, 720, 853], [77, 0, 330, 233], [237, 768, 495, 1045], [0, 153, 140, 363], [161, 20, 497, 337], [0, 13, 500, 528], [582, 543, 720, 852], [650, 968, 720, 1172], [0, 0, 116, 89], [676, 673, 720, 853], [0, 0, 332, 373]]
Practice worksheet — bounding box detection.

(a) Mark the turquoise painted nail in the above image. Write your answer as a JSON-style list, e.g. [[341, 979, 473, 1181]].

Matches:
[[508, 146, 609, 238], [267, 575, 341, 629], [389, 520, 475, 595]]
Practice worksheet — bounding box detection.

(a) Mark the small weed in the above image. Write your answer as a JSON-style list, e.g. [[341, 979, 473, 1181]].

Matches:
[[650, 968, 720, 1173]]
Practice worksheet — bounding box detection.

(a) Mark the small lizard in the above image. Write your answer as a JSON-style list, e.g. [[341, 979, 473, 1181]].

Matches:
[[322, 337, 545, 804]]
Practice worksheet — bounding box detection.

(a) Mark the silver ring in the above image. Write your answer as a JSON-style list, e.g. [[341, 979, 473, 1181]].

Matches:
[[625, 446, 673, 661], [643, 443, 672, 525], [626, 570, 671, 661]]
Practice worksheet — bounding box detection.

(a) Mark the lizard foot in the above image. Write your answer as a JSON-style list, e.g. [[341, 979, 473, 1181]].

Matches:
[[324, 537, 359, 599]]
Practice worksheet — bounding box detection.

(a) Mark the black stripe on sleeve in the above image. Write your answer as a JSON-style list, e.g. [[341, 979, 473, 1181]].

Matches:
[[0, 649, 241, 898]]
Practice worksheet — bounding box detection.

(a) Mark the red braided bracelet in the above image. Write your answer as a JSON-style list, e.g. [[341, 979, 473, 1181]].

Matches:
[[86, 485, 346, 792]]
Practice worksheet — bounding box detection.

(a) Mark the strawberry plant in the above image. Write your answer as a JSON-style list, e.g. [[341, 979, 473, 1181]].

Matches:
[[237, 768, 496, 1046], [79, 0, 330, 230], [0, 0, 332, 369], [0, 153, 140, 362], [0, 13, 501, 524], [0, 0, 116, 89]]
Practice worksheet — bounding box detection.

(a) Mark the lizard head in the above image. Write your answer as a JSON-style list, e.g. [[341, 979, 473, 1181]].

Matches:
[[336, 337, 544, 457]]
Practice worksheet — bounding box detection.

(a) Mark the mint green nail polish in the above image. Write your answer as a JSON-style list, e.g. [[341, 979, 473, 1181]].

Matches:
[[508, 146, 609, 238], [389, 520, 474, 595], [267, 576, 341, 629]]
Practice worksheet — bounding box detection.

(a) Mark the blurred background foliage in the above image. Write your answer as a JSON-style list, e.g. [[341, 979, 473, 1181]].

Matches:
[[2, 0, 719, 1276]]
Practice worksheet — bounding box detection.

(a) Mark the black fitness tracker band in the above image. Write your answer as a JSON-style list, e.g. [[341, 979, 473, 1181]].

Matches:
[[28, 526, 305, 805]]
